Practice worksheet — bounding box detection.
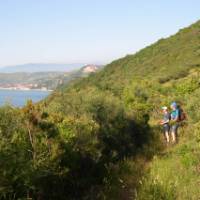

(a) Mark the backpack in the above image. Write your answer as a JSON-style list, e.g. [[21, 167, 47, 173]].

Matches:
[[178, 107, 187, 122]]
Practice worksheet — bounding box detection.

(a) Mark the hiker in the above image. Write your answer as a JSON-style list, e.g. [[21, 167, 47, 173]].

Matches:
[[170, 102, 180, 143], [160, 106, 170, 143]]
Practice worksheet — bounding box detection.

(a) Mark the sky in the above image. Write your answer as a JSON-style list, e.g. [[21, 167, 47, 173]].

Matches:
[[0, 0, 199, 68]]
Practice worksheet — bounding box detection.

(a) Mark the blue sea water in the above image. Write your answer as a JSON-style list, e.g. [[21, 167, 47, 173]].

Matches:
[[0, 89, 51, 107]]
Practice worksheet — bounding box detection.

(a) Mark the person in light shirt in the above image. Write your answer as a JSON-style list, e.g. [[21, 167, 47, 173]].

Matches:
[[160, 106, 170, 144]]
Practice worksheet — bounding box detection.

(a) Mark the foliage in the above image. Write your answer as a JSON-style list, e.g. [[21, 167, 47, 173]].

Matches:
[[0, 20, 200, 199]]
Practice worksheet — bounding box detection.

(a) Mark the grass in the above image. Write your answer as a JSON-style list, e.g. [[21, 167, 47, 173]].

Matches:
[[137, 126, 200, 200]]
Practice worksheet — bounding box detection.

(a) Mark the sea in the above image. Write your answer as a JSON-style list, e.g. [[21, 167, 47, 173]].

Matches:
[[0, 89, 51, 107]]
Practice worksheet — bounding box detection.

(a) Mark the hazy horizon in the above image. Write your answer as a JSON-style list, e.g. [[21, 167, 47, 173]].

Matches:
[[0, 63, 96, 73], [0, 61, 107, 69], [0, 62, 93, 69]]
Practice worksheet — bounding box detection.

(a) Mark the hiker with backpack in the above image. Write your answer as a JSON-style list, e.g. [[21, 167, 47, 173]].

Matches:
[[170, 102, 186, 143], [160, 106, 170, 144], [170, 102, 180, 143]]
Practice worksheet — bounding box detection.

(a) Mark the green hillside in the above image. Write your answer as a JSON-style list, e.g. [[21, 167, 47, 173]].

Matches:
[[47, 20, 200, 106], [0, 20, 199, 199], [43, 20, 200, 199]]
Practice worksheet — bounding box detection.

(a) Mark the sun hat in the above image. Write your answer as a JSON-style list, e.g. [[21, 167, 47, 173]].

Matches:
[[161, 106, 168, 110]]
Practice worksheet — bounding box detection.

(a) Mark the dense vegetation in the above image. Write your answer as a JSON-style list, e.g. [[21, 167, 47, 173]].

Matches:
[[0, 20, 199, 199]]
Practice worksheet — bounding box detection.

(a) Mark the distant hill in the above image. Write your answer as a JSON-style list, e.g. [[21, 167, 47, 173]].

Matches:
[[0, 63, 85, 73], [80, 64, 103, 73], [0, 64, 103, 90], [57, 64, 104, 87]]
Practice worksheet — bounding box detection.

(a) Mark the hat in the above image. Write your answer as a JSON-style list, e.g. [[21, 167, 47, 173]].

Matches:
[[161, 106, 168, 110], [171, 102, 177, 108]]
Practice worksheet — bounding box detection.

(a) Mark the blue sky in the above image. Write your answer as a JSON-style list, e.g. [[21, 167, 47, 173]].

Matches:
[[0, 0, 199, 67]]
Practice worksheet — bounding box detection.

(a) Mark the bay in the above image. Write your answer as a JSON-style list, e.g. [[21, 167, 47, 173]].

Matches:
[[0, 89, 51, 107]]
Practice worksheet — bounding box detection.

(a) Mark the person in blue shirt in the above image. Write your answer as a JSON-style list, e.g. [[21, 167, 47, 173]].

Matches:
[[160, 106, 170, 143], [170, 102, 180, 143]]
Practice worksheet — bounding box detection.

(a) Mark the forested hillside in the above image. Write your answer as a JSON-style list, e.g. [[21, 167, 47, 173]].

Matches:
[[0, 20, 199, 199]]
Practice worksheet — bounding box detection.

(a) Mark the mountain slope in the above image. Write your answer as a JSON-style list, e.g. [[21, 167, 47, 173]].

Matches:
[[43, 20, 200, 199]]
